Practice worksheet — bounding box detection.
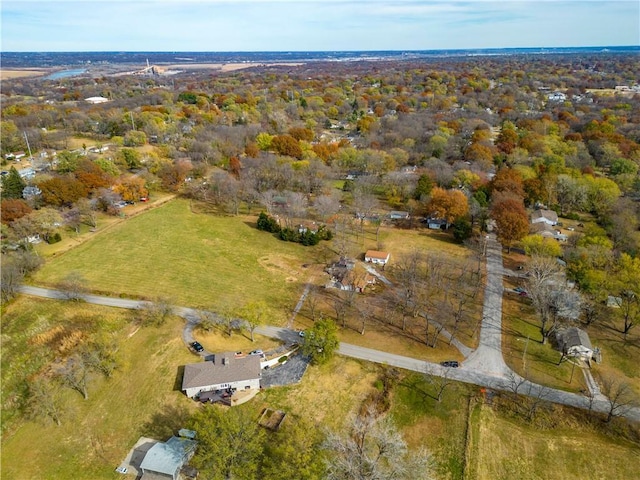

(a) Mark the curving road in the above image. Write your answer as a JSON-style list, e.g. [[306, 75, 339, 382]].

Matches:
[[15, 274, 640, 423]]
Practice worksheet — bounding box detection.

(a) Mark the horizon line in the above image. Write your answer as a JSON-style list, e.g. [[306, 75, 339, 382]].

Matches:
[[2, 45, 639, 54]]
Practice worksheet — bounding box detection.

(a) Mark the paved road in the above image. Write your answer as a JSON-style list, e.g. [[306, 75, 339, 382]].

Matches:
[[15, 284, 640, 422], [463, 233, 512, 376]]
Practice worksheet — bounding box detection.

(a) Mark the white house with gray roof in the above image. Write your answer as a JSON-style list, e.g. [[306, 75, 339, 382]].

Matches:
[[182, 352, 261, 399]]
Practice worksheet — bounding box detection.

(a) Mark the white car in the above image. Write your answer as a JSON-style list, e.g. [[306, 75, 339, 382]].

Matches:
[[249, 349, 264, 356], [115, 466, 128, 474]]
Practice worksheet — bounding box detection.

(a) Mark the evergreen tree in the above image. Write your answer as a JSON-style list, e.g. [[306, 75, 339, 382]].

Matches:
[[1, 167, 26, 199]]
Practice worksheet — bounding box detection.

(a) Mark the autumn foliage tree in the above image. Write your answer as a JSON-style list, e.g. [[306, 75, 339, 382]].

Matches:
[[158, 159, 192, 191], [426, 187, 469, 228], [271, 134, 303, 159], [113, 176, 148, 202], [491, 193, 529, 252], [489, 167, 525, 199], [74, 159, 113, 192], [1, 199, 32, 224], [38, 176, 88, 207]]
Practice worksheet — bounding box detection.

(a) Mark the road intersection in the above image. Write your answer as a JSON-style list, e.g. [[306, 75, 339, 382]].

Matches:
[[17, 236, 639, 422]]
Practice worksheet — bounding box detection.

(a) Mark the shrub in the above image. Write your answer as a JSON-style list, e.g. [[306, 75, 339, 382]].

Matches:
[[48, 232, 62, 244], [256, 212, 281, 233]]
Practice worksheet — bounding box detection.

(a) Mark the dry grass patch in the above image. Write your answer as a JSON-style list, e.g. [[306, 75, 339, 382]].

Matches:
[[502, 295, 584, 391], [260, 357, 378, 430], [471, 404, 640, 480], [1, 297, 199, 479], [0, 68, 49, 79], [374, 224, 471, 260], [193, 330, 283, 354]]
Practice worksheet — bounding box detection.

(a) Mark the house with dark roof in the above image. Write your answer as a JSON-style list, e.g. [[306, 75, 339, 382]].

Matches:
[[530, 209, 558, 226], [182, 352, 261, 399], [139, 435, 197, 480], [557, 327, 594, 361]]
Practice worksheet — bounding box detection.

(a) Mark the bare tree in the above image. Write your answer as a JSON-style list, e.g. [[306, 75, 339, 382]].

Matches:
[[332, 294, 349, 328], [505, 371, 527, 400], [57, 271, 88, 301], [314, 194, 341, 221], [600, 376, 637, 422], [27, 377, 64, 426], [58, 354, 90, 400], [324, 406, 433, 480], [523, 383, 550, 421], [525, 255, 564, 343], [80, 339, 120, 378], [138, 297, 174, 327], [332, 216, 358, 259], [425, 369, 453, 403], [351, 189, 379, 234], [305, 287, 320, 322], [356, 302, 375, 336], [1, 262, 24, 303]]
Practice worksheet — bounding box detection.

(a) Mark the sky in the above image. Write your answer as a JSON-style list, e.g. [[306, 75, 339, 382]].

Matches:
[[1, 0, 639, 52]]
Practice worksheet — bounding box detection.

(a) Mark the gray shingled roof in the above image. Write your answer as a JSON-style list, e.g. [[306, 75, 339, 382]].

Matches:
[[140, 436, 197, 477], [182, 353, 261, 391], [561, 327, 592, 350]]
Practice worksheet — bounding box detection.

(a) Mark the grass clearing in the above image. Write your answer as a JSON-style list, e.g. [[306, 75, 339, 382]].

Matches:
[[1, 296, 199, 479], [469, 403, 640, 480], [33, 198, 319, 321], [193, 328, 283, 354], [502, 292, 584, 392], [392, 372, 474, 480], [260, 356, 379, 430]]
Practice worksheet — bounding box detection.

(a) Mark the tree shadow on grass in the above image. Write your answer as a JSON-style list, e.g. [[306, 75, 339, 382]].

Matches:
[[140, 402, 192, 440]]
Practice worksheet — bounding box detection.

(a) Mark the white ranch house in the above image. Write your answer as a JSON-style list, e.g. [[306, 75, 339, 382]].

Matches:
[[364, 250, 390, 265], [182, 352, 261, 399]]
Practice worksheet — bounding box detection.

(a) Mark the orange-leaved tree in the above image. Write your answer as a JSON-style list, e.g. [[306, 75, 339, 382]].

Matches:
[[491, 192, 529, 252], [426, 187, 469, 228]]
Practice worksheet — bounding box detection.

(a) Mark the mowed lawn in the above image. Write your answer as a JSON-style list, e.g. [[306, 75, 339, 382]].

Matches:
[[33, 199, 318, 321], [469, 404, 640, 480]]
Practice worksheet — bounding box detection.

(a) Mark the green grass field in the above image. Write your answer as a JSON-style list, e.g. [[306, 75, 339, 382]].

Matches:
[[33, 198, 320, 321]]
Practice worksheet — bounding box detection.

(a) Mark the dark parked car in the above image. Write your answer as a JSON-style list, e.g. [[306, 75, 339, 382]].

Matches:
[[191, 341, 204, 353], [440, 360, 459, 368]]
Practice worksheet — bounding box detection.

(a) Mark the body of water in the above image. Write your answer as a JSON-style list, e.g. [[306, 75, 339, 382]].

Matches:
[[43, 68, 86, 80]]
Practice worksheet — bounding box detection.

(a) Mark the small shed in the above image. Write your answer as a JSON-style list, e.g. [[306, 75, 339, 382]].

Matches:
[[557, 327, 594, 361]]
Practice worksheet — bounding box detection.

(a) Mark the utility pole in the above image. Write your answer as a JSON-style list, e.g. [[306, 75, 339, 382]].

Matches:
[[23, 131, 33, 160]]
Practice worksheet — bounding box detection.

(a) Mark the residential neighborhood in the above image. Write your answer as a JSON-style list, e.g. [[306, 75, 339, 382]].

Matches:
[[2, 45, 640, 480]]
